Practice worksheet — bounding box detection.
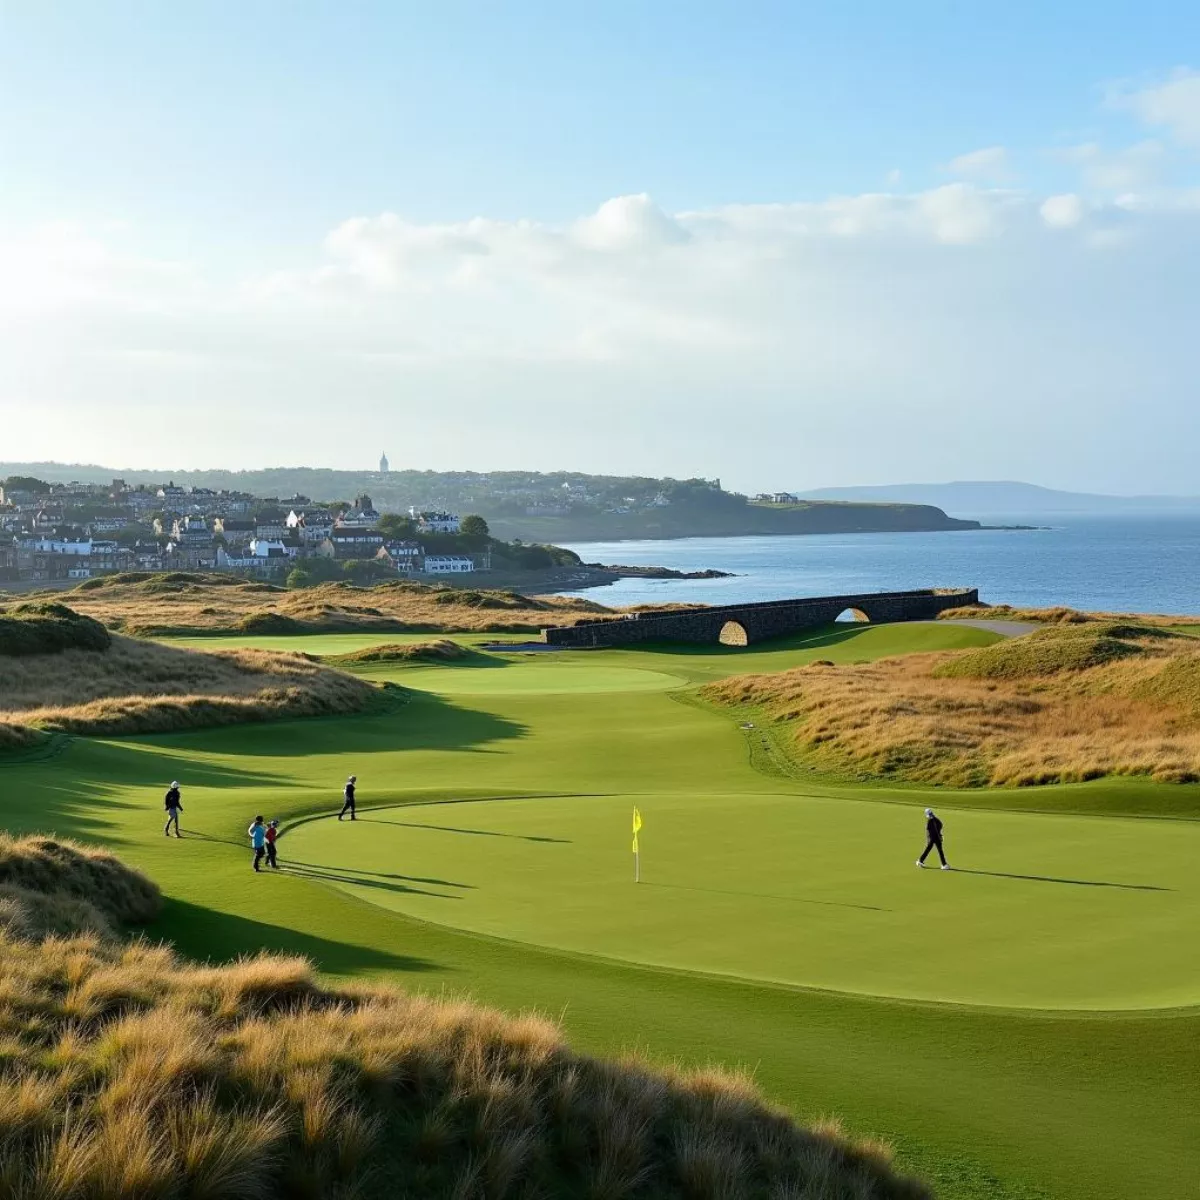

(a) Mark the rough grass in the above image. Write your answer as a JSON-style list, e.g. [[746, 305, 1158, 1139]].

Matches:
[[0, 630, 380, 741], [938, 601, 1200, 629], [0, 841, 927, 1200], [328, 638, 469, 665], [0, 833, 161, 941], [38, 572, 610, 637], [0, 602, 112, 655], [703, 622, 1200, 786]]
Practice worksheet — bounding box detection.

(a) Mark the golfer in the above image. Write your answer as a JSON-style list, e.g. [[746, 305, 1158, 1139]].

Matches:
[[163, 781, 183, 838], [338, 775, 357, 821], [265, 819, 279, 869], [248, 815, 267, 872], [917, 807, 949, 870]]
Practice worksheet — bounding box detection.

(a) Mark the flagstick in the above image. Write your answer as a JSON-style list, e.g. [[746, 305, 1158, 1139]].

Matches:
[[635, 847, 640, 884]]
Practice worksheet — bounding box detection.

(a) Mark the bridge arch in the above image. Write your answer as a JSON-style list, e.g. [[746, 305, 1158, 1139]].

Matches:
[[718, 620, 749, 646], [834, 607, 870, 623]]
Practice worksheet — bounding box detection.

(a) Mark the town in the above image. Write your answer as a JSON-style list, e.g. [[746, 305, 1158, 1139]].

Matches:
[[0, 474, 494, 587]]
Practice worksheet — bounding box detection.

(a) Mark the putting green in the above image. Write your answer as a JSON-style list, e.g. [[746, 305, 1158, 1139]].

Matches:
[[284, 793, 1199, 1009]]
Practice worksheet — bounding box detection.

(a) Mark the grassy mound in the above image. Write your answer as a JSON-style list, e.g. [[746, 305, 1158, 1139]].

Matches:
[[0, 602, 112, 655], [236, 611, 306, 635], [933, 623, 1162, 679], [703, 623, 1200, 786], [0, 628, 380, 741], [0, 833, 160, 941], [47, 573, 610, 637], [0, 839, 925, 1200], [330, 638, 469, 665]]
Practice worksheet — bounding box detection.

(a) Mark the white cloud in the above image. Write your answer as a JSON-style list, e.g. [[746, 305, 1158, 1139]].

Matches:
[[1040, 193, 1085, 228], [4, 183, 1200, 488], [1116, 68, 1200, 147], [944, 146, 1012, 183], [572, 193, 689, 251], [1056, 140, 1165, 191]]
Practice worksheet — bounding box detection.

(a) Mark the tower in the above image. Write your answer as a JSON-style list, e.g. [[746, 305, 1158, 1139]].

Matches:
[[379, 452, 389, 474]]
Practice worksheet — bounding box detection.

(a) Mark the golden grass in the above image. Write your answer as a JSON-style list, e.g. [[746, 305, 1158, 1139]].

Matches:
[[703, 623, 1200, 786], [19, 572, 611, 637], [0, 839, 929, 1200], [938, 602, 1200, 629], [0, 833, 161, 942], [328, 638, 469, 665], [0, 632, 380, 743]]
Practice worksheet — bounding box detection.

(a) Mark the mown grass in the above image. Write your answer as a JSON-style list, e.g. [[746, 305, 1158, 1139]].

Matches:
[[0, 838, 926, 1200], [36, 572, 609, 637], [0, 629, 381, 746], [703, 622, 1200, 786]]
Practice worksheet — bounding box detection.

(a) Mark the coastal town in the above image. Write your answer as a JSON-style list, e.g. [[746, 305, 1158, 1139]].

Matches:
[[0, 474, 485, 586]]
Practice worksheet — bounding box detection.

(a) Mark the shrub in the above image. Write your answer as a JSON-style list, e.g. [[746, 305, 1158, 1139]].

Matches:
[[236, 612, 305, 635], [0, 603, 112, 656]]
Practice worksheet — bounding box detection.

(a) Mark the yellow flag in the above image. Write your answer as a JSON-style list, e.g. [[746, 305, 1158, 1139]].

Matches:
[[632, 807, 642, 854]]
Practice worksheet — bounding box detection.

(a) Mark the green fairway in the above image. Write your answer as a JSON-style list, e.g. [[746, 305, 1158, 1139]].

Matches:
[[285, 793, 1199, 1009], [2, 619, 1198, 1200]]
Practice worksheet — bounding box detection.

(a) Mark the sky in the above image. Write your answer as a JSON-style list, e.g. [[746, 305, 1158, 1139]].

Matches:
[[2, 2, 1200, 493]]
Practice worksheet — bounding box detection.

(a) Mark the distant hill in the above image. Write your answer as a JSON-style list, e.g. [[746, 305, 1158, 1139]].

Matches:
[[1, 461, 980, 540], [798, 481, 1200, 517]]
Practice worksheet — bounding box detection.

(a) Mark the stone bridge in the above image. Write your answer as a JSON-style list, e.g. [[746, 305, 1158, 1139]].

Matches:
[[542, 588, 979, 648]]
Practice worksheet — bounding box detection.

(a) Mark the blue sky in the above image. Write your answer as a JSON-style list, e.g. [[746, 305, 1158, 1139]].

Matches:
[[2, 2, 1199, 490]]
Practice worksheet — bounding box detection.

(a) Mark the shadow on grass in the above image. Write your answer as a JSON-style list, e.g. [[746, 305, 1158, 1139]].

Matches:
[[149, 897, 442, 975], [360, 816, 570, 844], [343, 647, 514, 673], [281, 862, 466, 900], [627, 625, 871, 658], [205, 691, 529, 758], [642, 881, 890, 912], [953, 868, 1171, 892], [283, 859, 475, 889]]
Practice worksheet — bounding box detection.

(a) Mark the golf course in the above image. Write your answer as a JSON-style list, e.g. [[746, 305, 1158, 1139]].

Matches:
[[2, 619, 1197, 1199]]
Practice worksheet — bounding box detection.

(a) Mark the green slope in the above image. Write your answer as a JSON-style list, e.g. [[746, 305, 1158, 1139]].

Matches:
[[1, 621, 1197, 1200]]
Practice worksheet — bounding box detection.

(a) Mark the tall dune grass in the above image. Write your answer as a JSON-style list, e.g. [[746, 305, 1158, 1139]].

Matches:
[[704, 623, 1200, 786], [10, 573, 610, 637], [0, 633, 380, 740]]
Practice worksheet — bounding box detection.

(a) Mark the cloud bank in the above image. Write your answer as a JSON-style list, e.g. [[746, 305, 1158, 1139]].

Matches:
[[3, 72, 1200, 489]]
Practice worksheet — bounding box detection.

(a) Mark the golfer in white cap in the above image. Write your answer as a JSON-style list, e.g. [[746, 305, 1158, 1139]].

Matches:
[[163, 781, 183, 838], [917, 807, 949, 869]]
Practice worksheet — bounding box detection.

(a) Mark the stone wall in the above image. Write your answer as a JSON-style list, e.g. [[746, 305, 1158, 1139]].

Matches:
[[543, 588, 979, 648]]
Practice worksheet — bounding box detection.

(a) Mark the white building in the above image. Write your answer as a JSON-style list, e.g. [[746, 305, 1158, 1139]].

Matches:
[[249, 538, 295, 559], [423, 555, 474, 574], [409, 508, 461, 533], [288, 509, 336, 543]]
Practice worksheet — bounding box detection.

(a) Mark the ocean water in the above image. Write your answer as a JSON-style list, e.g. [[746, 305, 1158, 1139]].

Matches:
[[562, 515, 1200, 615]]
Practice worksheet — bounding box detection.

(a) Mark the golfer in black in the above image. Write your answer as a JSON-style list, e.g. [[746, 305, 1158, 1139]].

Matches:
[[163, 781, 183, 838], [917, 807, 949, 870], [338, 775, 357, 821]]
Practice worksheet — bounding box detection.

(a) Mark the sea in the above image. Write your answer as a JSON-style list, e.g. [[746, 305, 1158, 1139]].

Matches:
[[561, 514, 1200, 615]]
